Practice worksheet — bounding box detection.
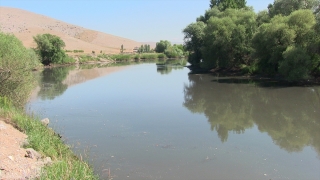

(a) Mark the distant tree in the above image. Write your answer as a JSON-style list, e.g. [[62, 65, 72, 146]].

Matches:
[[147, 44, 151, 52], [155, 40, 171, 53], [33, 34, 68, 65], [120, 44, 124, 53], [144, 44, 148, 52]]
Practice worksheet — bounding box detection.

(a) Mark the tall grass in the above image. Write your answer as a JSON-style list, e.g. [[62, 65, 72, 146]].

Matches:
[[110, 54, 132, 61]]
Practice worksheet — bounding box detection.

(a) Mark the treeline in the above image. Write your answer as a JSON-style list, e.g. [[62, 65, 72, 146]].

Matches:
[[184, 0, 320, 80]]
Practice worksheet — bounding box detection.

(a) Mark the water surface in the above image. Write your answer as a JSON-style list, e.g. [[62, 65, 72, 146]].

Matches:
[[27, 62, 320, 180]]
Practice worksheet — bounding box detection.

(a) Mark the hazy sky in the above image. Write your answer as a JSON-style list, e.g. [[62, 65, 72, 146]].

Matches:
[[0, 0, 274, 42]]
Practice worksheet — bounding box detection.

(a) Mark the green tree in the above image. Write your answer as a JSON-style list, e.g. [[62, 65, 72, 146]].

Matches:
[[201, 8, 256, 68], [210, 0, 247, 11], [0, 32, 41, 105], [256, 10, 271, 27], [155, 40, 171, 53], [144, 44, 148, 53], [268, 0, 320, 17], [252, 15, 295, 75], [33, 34, 71, 65], [164, 45, 184, 58], [252, 9, 319, 79], [183, 21, 206, 65], [120, 44, 124, 53]]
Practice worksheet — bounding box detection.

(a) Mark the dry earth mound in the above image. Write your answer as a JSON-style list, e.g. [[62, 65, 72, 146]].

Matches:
[[0, 7, 141, 54]]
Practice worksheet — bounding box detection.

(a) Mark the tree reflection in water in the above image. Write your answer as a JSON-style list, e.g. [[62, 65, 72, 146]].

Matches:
[[183, 74, 320, 155], [38, 66, 75, 100]]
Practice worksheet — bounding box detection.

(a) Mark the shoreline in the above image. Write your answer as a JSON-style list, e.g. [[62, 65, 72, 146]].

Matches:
[[0, 100, 98, 179]]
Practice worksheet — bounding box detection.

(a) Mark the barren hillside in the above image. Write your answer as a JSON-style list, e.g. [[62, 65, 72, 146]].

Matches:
[[0, 7, 141, 54]]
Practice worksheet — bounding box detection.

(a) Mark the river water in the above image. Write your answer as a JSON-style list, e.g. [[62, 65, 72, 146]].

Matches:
[[26, 61, 320, 180]]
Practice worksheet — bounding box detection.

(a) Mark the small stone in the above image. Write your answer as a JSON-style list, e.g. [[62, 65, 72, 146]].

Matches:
[[43, 157, 52, 165], [0, 124, 6, 130], [41, 118, 50, 126], [25, 148, 42, 159], [20, 139, 29, 147], [8, 156, 14, 161]]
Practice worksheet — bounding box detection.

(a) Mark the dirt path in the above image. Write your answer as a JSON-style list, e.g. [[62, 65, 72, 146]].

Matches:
[[0, 119, 47, 180]]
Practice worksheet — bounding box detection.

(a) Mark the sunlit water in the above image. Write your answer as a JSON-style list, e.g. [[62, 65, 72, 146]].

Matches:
[[26, 62, 320, 180]]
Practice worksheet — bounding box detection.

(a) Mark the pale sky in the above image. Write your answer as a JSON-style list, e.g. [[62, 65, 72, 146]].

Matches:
[[0, 0, 274, 42]]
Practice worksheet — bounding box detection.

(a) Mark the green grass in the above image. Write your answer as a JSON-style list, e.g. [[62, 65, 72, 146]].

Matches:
[[78, 55, 100, 63], [0, 97, 98, 180], [110, 54, 132, 61]]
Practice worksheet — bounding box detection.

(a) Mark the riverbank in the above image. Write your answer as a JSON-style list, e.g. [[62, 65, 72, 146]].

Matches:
[[0, 98, 98, 179], [187, 65, 320, 86]]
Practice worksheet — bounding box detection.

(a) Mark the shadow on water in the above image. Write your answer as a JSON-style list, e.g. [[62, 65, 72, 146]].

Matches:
[[183, 73, 320, 156]]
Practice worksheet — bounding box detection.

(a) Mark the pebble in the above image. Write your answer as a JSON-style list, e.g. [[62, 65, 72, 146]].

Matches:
[[41, 118, 50, 126], [8, 156, 14, 161]]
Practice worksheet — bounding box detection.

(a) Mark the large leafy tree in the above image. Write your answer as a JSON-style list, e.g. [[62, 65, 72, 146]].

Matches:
[[201, 8, 256, 68], [268, 0, 320, 17], [33, 33, 68, 65], [183, 21, 206, 65], [210, 0, 247, 11], [155, 40, 171, 53], [252, 10, 319, 80]]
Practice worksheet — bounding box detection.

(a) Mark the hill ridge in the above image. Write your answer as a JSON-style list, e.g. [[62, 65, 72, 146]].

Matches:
[[0, 6, 141, 54]]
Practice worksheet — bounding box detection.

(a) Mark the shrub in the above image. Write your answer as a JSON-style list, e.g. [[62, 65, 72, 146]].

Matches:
[[34, 34, 70, 65], [0, 32, 41, 106]]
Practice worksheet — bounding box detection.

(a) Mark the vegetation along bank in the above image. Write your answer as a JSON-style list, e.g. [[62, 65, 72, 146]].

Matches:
[[0, 31, 98, 179], [184, 0, 320, 81]]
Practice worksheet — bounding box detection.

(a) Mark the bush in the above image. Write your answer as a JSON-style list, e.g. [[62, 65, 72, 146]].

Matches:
[[34, 34, 70, 65], [140, 53, 159, 59], [0, 32, 42, 106], [157, 53, 167, 59]]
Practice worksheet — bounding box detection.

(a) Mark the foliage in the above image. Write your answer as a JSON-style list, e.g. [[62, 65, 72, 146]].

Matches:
[[138, 44, 151, 53], [34, 34, 74, 65], [201, 8, 257, 69], [155, 40, 171, 53], [164, 45, 184, 58], [0, 32, 42, 106], [268, 0, 320, 17], [252, 10, 319, 79], [140, 53, 162, 59], [73, 50, 84, 53], [183, 21, 206, 65], [184, 0, 320, 80], [120, 44, 124, 53], [110, 54, 132, 61], [210, 0, 247, 11], [78, 55, 99, 63]]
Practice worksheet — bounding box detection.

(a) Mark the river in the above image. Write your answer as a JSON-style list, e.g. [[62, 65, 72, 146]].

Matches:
[[26, 61, 320, 180]]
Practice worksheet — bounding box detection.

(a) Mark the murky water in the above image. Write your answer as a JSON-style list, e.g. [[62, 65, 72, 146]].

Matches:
[[27, 61, 320, 180]]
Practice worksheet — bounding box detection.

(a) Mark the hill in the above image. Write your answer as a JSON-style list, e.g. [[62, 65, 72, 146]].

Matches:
[[0, 7, 142, 54]]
